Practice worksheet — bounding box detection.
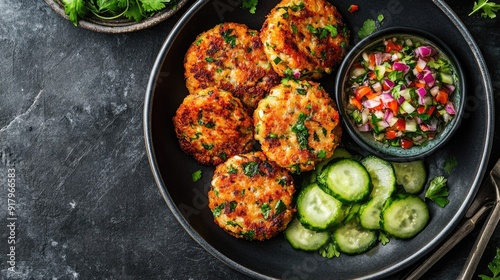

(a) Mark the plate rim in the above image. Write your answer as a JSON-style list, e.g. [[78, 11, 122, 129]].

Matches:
[[143, 0, 495, 278]]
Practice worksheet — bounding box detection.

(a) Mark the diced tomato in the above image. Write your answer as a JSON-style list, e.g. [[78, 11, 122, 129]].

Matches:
[[400, 138, 414, 149], [350, 97, 362, 110], [386, 40, 403, 53], [386, 100, 399, 114], [426, 106, 436, 115], [368, 71, 377, 80], [436, 89, 449, 104], [414, 82, 426, 88], [354, 85, 373, 100], [369, 53, 376, 69], [394, 118, 406, 131], [420, 124, 430, 131], [417, 106, 427, 114], [348, 4, 359, 13], [385, 130, 398, 140]]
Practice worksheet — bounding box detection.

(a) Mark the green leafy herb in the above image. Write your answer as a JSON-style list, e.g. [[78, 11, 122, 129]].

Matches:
[[242, 0, 259, 14], [425, 176, 449, 207], [212, 202, 225, 217], [469, 0, 500, 19], [319, 242, 340, 258], [261, 203, 271, 219], [274, 200, 287, 216], [242, 161, 259, 177], [479, 248, 500, 280], [62, 0, 179, 26], [358, 14, 385, 39], [191, 169, 202, 182], [221, 29, 237, 48], [292, 112, 310, 149], [443, 156, 458, 174]]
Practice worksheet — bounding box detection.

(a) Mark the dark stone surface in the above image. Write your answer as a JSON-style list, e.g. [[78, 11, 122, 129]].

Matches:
[[0, 0, 498, 279]]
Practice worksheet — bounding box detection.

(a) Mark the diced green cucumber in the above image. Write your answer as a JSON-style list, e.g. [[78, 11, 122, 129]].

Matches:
[[361, 155, 396, 200], [380, 195, 430, 239], [359, 197, 386, 230], [318, 159, 372, 203], [310, 147, 352, 183], [439, 72, 454, 84], [284, 218, 330, 251], [297, 183, 345, 231], [391, 160, 427, 194], [333, 217, 378, 255]]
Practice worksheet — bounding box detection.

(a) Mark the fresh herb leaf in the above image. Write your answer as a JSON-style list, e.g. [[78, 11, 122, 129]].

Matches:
[[242, 0, 259, 14], [358, 19, 376, 40], [358, 14, 384, 39], [261, 203, 271, 219], [242, 161, 259, 177], [469, 0, 500, 19], [62, 0, 87, 26], [479, 248, 500, 280], [292, 112, 310, 149], [319, 242, 340, 258], [192, 169, 202, 182], [443, 156, 458, 174], [425, 176, 449, 207]]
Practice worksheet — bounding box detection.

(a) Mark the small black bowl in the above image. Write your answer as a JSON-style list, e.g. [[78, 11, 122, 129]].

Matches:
[[335, 27, 465, 162]]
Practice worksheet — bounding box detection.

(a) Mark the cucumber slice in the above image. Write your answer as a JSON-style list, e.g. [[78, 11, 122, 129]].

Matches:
[[391, 160, 427, 194], [318, 159, 371, 203], [359, 197, 385, 230], [297, 183, 345, 231], [310, 147, 352, 183], [380, 195, 430, 239], [284, 218, 330, 251], [361, 155, 396, 200], [333, 217, 378, 255]]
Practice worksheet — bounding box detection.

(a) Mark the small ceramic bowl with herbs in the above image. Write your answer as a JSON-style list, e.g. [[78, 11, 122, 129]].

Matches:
[[335, 27, 465, 161], [45, 0, 189, 33]]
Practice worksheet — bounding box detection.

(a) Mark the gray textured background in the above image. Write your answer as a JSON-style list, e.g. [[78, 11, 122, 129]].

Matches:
[[0, 0, 499, 279]]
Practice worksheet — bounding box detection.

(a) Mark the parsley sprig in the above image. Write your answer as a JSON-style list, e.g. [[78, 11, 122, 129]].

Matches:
[[61, 0, 179, 26], [242, 0, 259, 14], [469, 0, 500, 18], [479, 248, 500, 280], [425, 176, 450, 207]]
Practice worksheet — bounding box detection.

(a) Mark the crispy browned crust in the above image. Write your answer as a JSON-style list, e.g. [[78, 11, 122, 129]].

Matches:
[[184, 22, 280, 110], [260, 0, 350, 79], [254, 79, 342, 173], [208, 151, 296, 241], [172, 87, 254, 166]]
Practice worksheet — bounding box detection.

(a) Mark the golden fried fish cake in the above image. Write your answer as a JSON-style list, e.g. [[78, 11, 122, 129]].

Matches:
[[173, 87, 254, 166], [184, 22, 280, 110], [208, 151, 296, 241], [260, 0, 349, 79], [254, 79, 342, 173]]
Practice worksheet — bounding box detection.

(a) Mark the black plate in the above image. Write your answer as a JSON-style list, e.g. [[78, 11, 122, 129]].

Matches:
[[144, 0, 494, 278]]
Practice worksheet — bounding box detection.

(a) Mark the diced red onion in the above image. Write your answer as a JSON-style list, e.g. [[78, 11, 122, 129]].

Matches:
[[393, 62, 410, 73], [375, 52, 383, 66], [380, 92, 394, 103], [384, 79, 394, 90], [358, 123, 371, 132], [372, 82, 382, 93], [415, 46, 436, 58], [430, 86, 440, 97], [416, 58, 427, 71], [445, 102, 456, 115], [416, 87, 427, 105], [423, 72, 436, 87], [444, 84, 456, 94], [362, 99, 381, 109]]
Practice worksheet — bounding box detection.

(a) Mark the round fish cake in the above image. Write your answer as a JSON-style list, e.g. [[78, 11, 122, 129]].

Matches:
[[208, 151, 295, 241], [254, 79, 342, 173], [184, 22, 280, 110], [260, 0, 349, 79], [172, 87, 254, 166]]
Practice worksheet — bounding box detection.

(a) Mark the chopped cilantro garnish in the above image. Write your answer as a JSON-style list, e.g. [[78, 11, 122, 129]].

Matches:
[[191, 169, 202, 182]]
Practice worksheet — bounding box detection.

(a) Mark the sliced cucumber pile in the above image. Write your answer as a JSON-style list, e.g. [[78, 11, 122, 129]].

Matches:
[[285, 150, 432, 258]]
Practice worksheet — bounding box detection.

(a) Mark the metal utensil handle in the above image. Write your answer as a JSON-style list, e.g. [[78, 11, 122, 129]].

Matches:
[[457, 176, 500, 280]]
